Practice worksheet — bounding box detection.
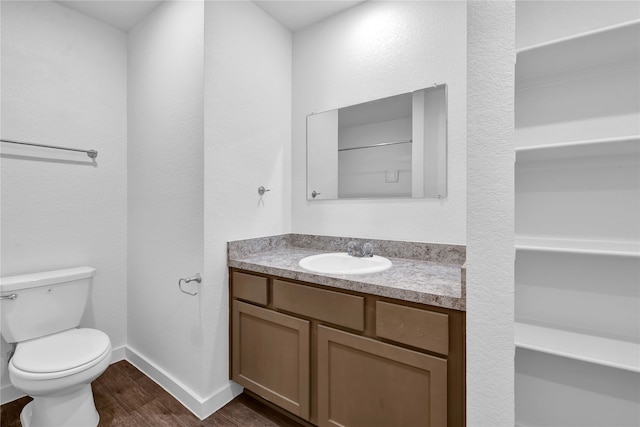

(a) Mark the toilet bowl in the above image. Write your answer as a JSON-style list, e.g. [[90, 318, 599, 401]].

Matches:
[[10, 328, 112, 427], [1, 267, 112, 427]]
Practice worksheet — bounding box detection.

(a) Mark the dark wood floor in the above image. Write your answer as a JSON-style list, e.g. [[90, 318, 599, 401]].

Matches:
[[0, 360, 301, 427]]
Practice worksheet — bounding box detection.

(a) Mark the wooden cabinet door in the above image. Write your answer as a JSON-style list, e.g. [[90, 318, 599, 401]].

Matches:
[[318, 325, 447, 427], [232, 300, 310, 420]]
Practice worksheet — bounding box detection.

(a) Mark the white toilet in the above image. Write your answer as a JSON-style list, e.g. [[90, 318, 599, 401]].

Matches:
[[0, 267, 112, 427]]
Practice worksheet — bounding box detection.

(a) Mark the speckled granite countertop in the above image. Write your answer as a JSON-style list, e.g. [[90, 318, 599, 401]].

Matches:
[[228, 234, 466, 311]]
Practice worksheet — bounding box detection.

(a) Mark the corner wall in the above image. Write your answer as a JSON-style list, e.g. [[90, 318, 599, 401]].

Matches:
[[203, 0, 292, 414], [0, 0, 127, 398], [127, 0, 206, 401], [466, 1, 515, 425]]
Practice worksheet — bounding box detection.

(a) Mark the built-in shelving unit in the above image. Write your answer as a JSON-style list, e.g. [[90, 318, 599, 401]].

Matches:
[[515, 19, 640, 427]]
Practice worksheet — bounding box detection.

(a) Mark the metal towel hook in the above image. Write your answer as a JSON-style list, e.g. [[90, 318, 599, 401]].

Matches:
[[178, 273, 201, 296]]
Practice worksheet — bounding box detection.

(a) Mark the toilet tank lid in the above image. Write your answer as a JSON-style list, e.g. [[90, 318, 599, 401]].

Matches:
[[0, 267, 96, 293]]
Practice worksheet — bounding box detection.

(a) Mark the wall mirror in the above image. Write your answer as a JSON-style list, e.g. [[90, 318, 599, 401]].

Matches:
[[306, 84, 447, 200]]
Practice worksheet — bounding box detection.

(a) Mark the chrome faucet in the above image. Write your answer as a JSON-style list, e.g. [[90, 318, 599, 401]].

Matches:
[[347, 241, 374, 257]]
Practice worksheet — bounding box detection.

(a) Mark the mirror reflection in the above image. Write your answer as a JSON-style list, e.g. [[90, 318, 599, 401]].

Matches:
[[307, 84, 447, 200]]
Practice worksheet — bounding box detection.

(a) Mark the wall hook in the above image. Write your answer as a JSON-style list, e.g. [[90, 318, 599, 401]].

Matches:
[[258, 186, 270, 196]]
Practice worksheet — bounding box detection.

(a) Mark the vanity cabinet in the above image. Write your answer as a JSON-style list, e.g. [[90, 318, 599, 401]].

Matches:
[[230, 269, 465, 427]]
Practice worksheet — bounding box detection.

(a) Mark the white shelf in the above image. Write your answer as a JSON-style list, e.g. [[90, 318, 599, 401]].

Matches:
[[515, 321, 640, 373], [516, 135, 640, 162], [516, 20, 640, 85], [515, 236, 640, 257]]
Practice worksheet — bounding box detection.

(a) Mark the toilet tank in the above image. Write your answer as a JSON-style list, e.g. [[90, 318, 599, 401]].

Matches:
[[0, 267, 96, 343]]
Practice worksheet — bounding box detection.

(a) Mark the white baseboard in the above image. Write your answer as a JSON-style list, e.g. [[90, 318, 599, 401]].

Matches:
[[111, 344, 127, 363], [1, 345, 243, 420], [124, 345, 242, 419], [0, 382, 24, 406]]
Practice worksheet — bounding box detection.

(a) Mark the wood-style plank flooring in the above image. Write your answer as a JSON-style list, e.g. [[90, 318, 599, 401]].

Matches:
[[0, 360, 302, 427]]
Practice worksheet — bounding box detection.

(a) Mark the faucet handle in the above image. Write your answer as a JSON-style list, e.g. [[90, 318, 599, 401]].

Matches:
[[362, 242, 374, 257], [347, 241, 359, 256]]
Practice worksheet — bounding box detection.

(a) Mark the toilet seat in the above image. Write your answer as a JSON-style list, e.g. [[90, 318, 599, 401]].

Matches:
[[11, 328, 111, 381]]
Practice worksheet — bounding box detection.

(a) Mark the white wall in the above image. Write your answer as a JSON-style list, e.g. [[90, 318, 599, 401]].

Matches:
[[291, 1, 467, 244], [203, 0, 292, 413], [466, 1, 515, 426], [0, 0, 127, 393], [127, 0, 206, 402]]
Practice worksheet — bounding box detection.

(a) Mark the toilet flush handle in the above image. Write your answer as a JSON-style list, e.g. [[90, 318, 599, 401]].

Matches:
[[178, 273, 201, 296], [0, 294, 17, 300]]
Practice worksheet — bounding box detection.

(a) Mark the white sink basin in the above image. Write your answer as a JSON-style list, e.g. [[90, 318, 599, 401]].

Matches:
[[298, 252, 392, 275]]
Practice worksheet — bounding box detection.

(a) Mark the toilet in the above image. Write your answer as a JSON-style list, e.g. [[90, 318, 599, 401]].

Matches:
[[0, 267, 112, 427]]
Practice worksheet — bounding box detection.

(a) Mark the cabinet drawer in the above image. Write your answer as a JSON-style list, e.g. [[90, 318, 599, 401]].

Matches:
[[376, 301, 449, 355], [232, 272, 268, 306], [273, 280, 364, 331]]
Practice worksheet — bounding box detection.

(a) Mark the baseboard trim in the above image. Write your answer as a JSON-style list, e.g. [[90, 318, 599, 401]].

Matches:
[[124, 346, 242, 420], [1, 345, 242, 420], [111, 344, 127, 363], [0, 382, 24, 405]]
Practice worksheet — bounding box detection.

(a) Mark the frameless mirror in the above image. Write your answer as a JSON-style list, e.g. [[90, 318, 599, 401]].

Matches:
[[306, 84, 447, 200]]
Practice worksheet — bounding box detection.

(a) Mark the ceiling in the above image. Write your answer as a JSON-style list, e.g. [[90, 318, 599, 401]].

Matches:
[[55, 1, 365, 33], [55, 1, 163, 32], [254, 1, 365, 32]]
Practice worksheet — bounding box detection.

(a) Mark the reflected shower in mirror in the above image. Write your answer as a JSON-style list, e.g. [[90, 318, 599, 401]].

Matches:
[[306, 84, 447, 200]]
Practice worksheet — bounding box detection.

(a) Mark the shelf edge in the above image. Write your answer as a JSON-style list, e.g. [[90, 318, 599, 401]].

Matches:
[[515, 245, 640, 258], [515, 135, 640, 154], [516, 19, 640, 55], [515, 341, 640, 373], [515, 322, 640, 373]]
